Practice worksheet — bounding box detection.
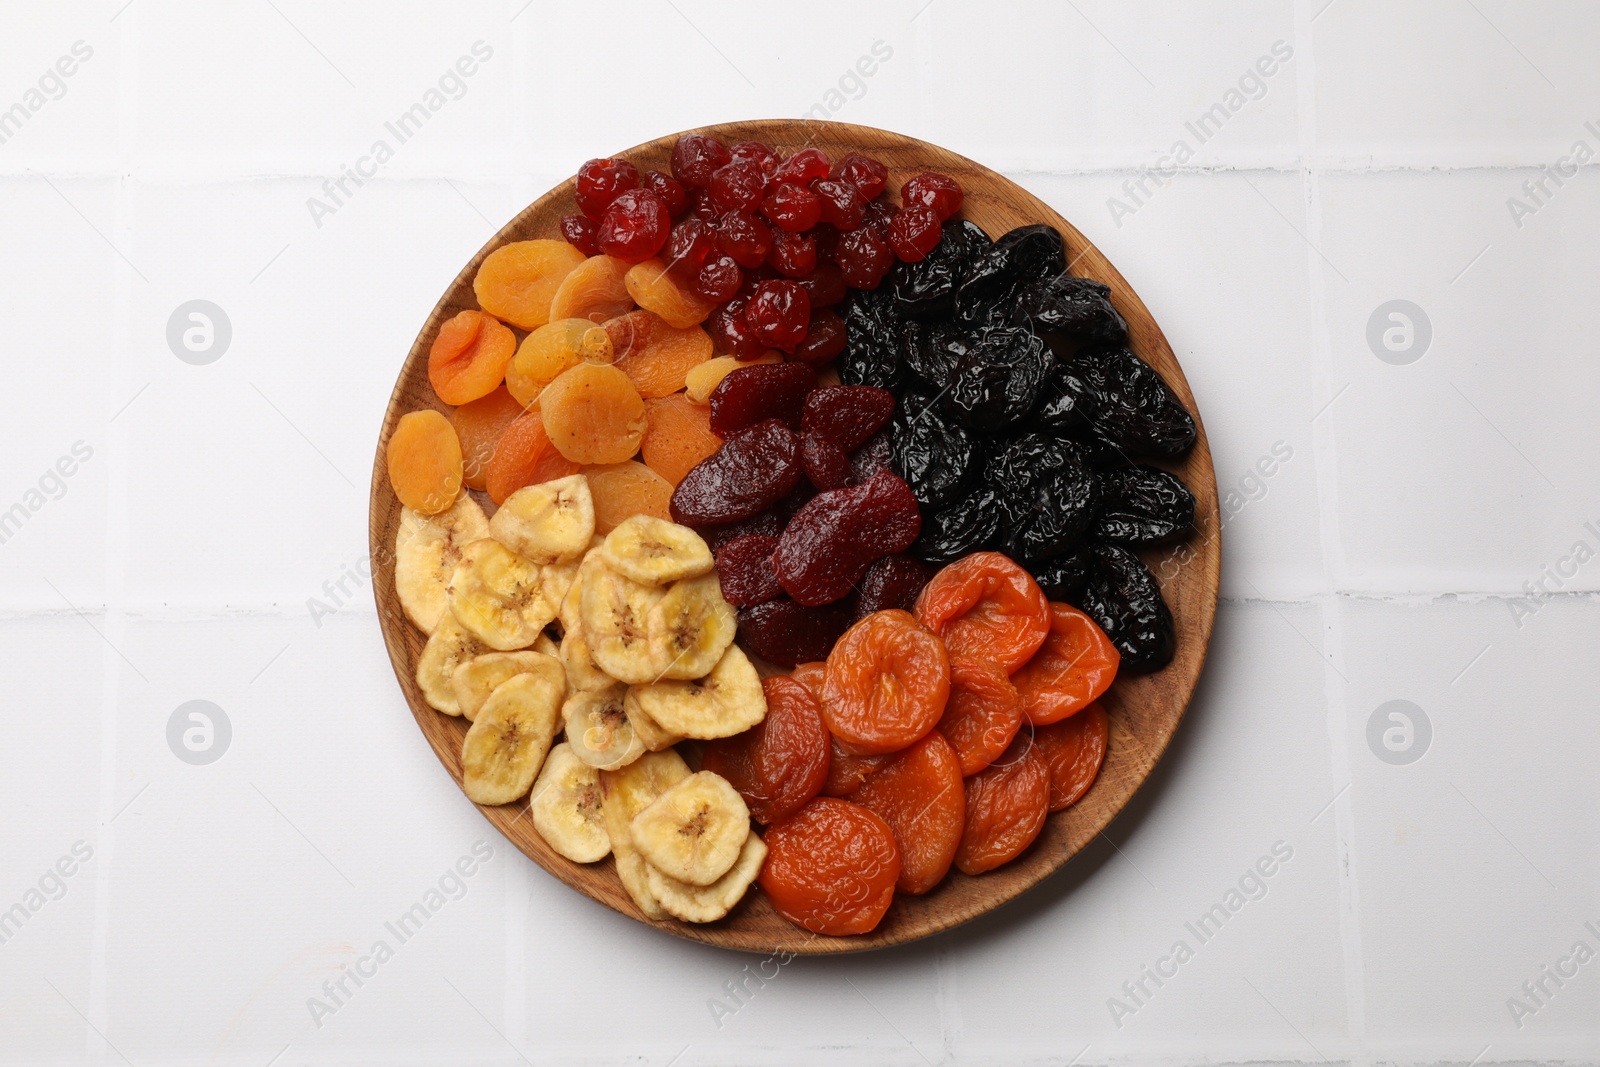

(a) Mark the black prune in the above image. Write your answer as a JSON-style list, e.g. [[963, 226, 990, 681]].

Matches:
[[1078, 345, 1197, 458], [891, 399, 981, 509], [1030, 544, 1095, 601], [1017, 274, 1127, 352], [900, 320, 973, 387], [912, 484, 1004, 565], [837, 286, 902, 391], [1071, 543, 1175, 672], [890, 220, 991, 320], [1093, 465, 1195, 546], [1033, 368, 1098, 435], [956, 223, 1066, 309], [998, 462, 1098, 564], [944, 325, 1054, 433]]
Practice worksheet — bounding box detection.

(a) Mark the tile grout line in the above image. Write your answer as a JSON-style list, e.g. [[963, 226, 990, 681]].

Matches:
[[1292, 4, 1367, 1063]]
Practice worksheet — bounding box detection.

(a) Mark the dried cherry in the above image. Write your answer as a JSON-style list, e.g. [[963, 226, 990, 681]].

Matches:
[[670, 133, 731, 187]]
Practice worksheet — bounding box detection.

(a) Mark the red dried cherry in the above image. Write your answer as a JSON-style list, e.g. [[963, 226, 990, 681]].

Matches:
[[792, 308, 847, 363], [832, 152, 888, 200], [559, 214, 598, 256], [744, 280, 811, 353], [760, 183, 821, 232], [768, 229, 818, 278], [692, 255, 745, 303], [715, 209, 773, 269], [888, 205, 942, 262], [687, 186, 718, 221], [706, 297, 766, 358], [835, 226, 894, 289], [575, 157, 639, 221], [670, 133, 731, 187], [709, 361, 816, 435], [772, 147, 830, 186], [774, 470, 922, 606], [901, 172, 963, 220], [811, 179, 864, 230], [664, 219, 716, 277], [714, 534, 782, 606], [795, 263, 847, 307], [640, 170, 687, 218], [709, 160, 767, 212], [596, 189, 669, 263], [729, 140, 779, 177], [861, 197, 899, 240]]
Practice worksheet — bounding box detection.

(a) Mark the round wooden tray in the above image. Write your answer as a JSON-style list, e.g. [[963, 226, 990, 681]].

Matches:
[[369, 119, 1220, 954]]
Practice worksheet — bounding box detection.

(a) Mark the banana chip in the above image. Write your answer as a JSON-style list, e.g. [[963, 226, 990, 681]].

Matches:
[[461, 670, 565, 805], [563, 687, 647, 771], [600, 514, 714, 586], [449, 538, 558, 651], [530, 742, 610, 863], [416, 614, 489, 715], [580, 563, 665, 685], [600, 749, 690, 920], [395, 497, 490, 634], [451, 650, 562, 723], [630, 771, 751, 886], [646, 572, 737, 680], [629, 645, 766, 739], [645, 833, 767, 923], [489, 475, 595, 565]]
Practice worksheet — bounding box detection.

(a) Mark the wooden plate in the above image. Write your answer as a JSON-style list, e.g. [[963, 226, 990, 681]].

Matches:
[[369, 119, 1219, 954]]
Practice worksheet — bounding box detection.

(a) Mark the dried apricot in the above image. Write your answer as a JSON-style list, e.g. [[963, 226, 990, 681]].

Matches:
[[789, 661, 827, 699], [820, 609, 949, 756], [914, 552, 1050, 674], [625, 257, 719, 328], [582, 460, 672, 533], [428, 309, 517, 405], [605, 310, 714, 399], [485, 406, 579, 505], [450, 386, 525, 492], [539, 362, 647, 465], [548, 254, 634, 323], [938, 655, 1024, 777], [822, 739, 890, 797], [684, 352, 781, 404], [1011, 603, 1120, 725], [759, 796, 900, 936], [702, 675, 829, 824], [1033, 702, 1109, 811], [505, 318, 614, 407], [387, 409, 463, 514], [641, 393, 721, 486], [473, 239, 587, 330], [851, 731, 964, 894], [954, 734, 1049, 875]]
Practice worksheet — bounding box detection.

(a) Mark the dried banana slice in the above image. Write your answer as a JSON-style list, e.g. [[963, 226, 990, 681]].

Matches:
[[630, 771, 751, 886], [449, 538, 558, 651], [488, 475, 595, 565], [530, 742, 610, 863], [559, 551, 605, 637], [460, 670, 565, 805], [580, 563, 665, 684], [533, 630, 559, 657], [599, 514, 714, 586], [395, 497, 490, 634], [600, 749, 691, 920], [563, 687, 647, 771], [645, 833, 767, 923], [451, 650, 562, 723], [541, 558, 581, 618], [623, 689, 684, 752], [416, 614, 489, 715], [629, 645, 766, 740], [647, 572, 737, 681], [559, 626, 614, 693]]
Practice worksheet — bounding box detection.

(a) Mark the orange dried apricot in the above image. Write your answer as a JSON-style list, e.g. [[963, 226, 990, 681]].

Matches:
[[386, 409, 462, 514], [641, 393, 721, 486], [428, 309, 517, 405], [1011, 603, 1119, 725], [702, 675, 830, 825], [822, 739, 890, 797], [473, 239, 587, 330], [851, 731, 964, 894], [581, 460, 672, 532], [790, 661, 827, 699], [1033, 702, 1109, 812], [914, 552, 1050, 674], [684, 352, 781, 404], [450, 386, 526, 492], [938, 655, 1024, 777], [820, 609, 949, 756], [540, 363, 647, 465], [954, 734, 1050, 875], [624, 257, 719, 328], [605, 310, 714, 399], [548, 254, 634, 323], [759, 796, 900, 936], [505, 318, 614, 407], [485, 406, 579, 505]]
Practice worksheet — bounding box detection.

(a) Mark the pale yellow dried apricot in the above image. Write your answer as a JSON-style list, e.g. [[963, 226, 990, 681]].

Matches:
[[473, 239, 587, 330]]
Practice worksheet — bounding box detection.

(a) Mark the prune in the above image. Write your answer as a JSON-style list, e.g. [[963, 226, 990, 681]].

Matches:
[[900, 320, 973, 387], [957, 223, 1065, 310], [849, 429, 894, 483], [1093, 465, 1195, 546], [1017, 274, 1127, 352], [984, 434, 1098, 563], [773, 470, 921, 606], [800, 433, 853, 490], [714, 534, 783, 606], [1071, 543, 1175, 672], [913, 484, 1003, 565], [891, 400, 981, 509], [737, 598, 853, 667], [890, 220, 990, 320], [670, 419, 801, 525], [837, 287, 902, 391], [1033, 367, 1098, 435], [708, 362, 817, 436], [1078, 346, 1197, 458], [695, 509, 784, 553], [853, 555, 935, 621], [1030, 545, 1095, 601], [801, 386, 895, 451], [944, 325, 1055, 433]]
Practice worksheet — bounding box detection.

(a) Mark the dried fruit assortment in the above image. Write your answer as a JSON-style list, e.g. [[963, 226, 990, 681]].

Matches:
[[386, 129, 1204, 939]]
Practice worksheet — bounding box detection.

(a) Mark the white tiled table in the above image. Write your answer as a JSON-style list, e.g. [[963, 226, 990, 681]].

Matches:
[[3, 2, 1596, 1064]]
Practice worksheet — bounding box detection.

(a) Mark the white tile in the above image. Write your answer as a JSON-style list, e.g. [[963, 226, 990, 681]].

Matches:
[[0, 3, 123, 173]]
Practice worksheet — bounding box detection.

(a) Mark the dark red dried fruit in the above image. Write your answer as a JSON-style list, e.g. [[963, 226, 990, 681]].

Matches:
[[801, 433, 853, 491], [695, 509, 785, 553], [710, 160, 767, 212], [811, 179, 864, 230], [671, 133, 731, 187], [709, 362, 817, 435], [687, 186, 718, 221], [853, 555, 935, 621], [811, 223, 840, 264], [670, 420, 802, 526], [795, 263, 847, 308], [888, 205, 942, 262], [850, 429, 894, 483], [861, 197, 900, 240], [692, 255, 745, 303], [901, 172, 963, 220], [802, 385, 896, 450], [596, 189, 669, 263], [835, 226, 894, 289], [559, 214, 598, 256], [664, 219, 717, 277], [715, 209, 773, 269], [767, 229, 818, 278], [777, 479, 816, 521], [772, 147, 830, 187], [760, 183, 821, 232], [640, 170, 688, 218], [714, 534, 783, 606], [575, 157, 640, 221], [729, 141, 779, 177], [832, 153, 889, 200], [773, 470, 922, 606], [705, 297, 766, 359], [744, 280, 811, 353], [792, 308, 847, 364], [737, 597, 853, 667]]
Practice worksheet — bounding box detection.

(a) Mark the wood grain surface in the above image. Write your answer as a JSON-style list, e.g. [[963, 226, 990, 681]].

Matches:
[[368, 119, 1220, 954]]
